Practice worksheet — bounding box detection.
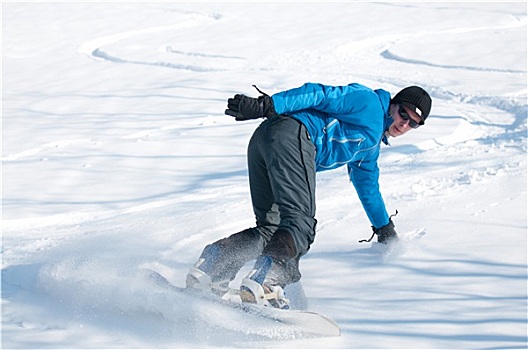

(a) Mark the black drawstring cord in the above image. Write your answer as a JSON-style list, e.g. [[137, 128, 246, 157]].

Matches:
[[253, 84, 269, 96], [359, 210, 398, 243], [358, 232, 376, 244]]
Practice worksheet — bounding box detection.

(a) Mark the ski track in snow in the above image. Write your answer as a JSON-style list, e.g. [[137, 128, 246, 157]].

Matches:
[[78, 12, 237, 72], [2, 2, 527, 349]]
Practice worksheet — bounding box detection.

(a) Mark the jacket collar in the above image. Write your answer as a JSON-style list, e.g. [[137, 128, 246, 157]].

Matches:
[[374, 89, 393, 146]]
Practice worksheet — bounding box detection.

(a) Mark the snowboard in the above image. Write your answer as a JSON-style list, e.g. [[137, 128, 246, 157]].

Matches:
[[144, 269, 341, 337]]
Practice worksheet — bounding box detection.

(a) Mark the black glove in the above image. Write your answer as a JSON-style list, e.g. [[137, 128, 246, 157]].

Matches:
[[373, 219, 398, 244], [225, 94, 276, 121], [359, 216, 399, 244]]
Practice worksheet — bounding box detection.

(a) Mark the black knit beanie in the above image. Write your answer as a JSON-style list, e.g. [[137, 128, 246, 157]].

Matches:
[[391, 86, 432, 125]]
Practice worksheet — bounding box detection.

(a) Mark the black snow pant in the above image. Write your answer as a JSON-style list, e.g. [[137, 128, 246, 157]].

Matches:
[[199, 115, 317, 285]]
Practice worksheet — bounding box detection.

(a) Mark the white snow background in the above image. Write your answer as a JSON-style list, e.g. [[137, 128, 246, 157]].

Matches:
[[2, 1, 527, 349]]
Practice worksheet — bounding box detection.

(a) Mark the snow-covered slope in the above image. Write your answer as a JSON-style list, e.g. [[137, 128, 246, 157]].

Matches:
[[2, 2, 526, 349]]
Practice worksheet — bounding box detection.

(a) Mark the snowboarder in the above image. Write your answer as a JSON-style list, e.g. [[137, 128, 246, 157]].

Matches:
[[186, 83, 432, 309]]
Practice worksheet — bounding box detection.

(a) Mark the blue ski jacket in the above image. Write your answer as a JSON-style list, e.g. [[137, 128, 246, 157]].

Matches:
[[271, 82, 393, 229]]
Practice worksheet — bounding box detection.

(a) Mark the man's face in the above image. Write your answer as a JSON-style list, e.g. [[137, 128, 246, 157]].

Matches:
[[387, 104, 422, 138]]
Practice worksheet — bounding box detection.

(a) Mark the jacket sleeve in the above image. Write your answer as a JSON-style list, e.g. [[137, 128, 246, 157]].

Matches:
[[348, 157, 390, 229], [272, 82, 379, 125]]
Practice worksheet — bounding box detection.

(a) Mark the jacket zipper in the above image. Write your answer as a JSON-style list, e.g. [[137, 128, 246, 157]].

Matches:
[[323, 119, 339, 134]]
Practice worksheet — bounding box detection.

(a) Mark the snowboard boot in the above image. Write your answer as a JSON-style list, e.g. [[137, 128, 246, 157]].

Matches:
[[239, 255, 293, 309], [186, 244, 231, 297], [186, 228, 264, 298]]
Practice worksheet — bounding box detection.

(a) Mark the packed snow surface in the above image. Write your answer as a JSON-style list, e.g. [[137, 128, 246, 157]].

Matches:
[[2, 2, 527, 349]]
